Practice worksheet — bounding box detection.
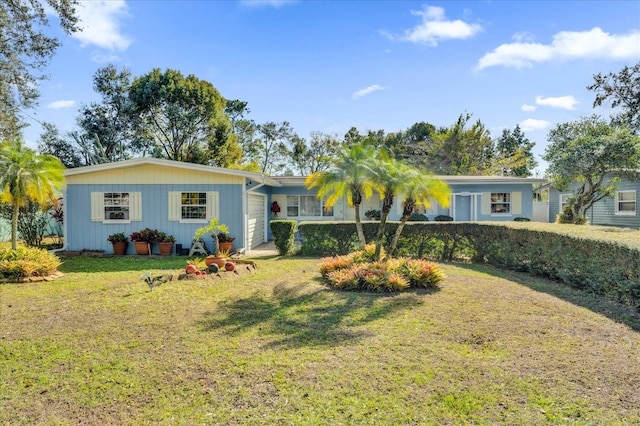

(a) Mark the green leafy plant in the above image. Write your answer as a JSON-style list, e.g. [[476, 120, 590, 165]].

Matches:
[[157, 232, 175, 243], [216, 232, 235, 243], [270, 220, 296, 256], [107, 232, 128, 243], [193, 218, 229, 256], [130, 228, 160, 243], [0, 246, 61, 279]]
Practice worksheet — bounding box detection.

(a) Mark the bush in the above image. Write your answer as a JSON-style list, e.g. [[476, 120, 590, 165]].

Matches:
[[270, 220, 296, 255], [319, 246, 444, 292], [408, 212, 428, 221], [0, 246, 61, 279], [513, 217, 531, 222], [434, 215, 453, 222]]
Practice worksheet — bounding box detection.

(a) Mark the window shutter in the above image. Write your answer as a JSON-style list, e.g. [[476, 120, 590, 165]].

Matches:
[[130, 192, 142, 221], [481, 192, 491, 215], [206, 191, 219, 219], [511, 192, 522, 215], [168, 192, 181, 221], [91, 192, 103, 221]]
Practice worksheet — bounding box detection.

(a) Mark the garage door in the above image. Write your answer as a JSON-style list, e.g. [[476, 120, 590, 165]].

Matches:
[[248, 194, 266, 249]]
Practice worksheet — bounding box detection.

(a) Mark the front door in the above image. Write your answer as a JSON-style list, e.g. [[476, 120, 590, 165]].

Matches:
[[455, 195, 471, 221]]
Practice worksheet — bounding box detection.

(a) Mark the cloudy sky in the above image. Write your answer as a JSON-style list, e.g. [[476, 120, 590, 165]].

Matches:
[[24, 0, 640, 174]]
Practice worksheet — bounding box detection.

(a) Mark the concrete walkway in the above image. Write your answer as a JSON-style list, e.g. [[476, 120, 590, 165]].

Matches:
[[246, 241, 279, 257]]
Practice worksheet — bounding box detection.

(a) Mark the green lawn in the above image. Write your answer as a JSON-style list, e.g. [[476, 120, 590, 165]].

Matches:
[[1, 255, 639, 425]]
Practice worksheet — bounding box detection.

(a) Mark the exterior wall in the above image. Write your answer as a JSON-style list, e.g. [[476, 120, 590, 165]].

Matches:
[[548, 177, 640, 228], [66, 183, 244, 253]]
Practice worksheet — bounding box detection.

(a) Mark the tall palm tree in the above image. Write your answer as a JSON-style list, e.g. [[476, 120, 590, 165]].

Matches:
[[0, 140, 65, 249], [305, 141, 377, 249], [388, 168, 451, 257]]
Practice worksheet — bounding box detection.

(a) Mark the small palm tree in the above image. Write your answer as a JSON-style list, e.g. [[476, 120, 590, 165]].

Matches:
[[388, 168, 451, 257], [0, 140, 65, 249], [305, 141, 378, 249]]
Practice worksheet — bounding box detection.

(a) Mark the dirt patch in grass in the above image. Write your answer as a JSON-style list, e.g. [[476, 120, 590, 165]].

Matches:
[[1, 257, 639, 424]]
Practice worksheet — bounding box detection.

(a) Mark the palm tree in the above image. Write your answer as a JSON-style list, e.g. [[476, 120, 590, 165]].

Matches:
[[370, 150, 405, 260], [0, 140, 65, 249], [305, 141, 377, 249], [388, 168, 451, 257]]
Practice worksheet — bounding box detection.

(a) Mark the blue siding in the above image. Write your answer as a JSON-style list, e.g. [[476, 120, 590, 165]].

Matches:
[[548, 176, 640, 228], [66, 183, 244, 253]]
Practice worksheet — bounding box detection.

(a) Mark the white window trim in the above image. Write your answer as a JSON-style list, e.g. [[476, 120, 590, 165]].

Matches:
[[286, 195, 334, 218], [490, 192, 511, 216], [91, 192, 141, 223], [615, 190, 636, 216], [560, 193, 572, 210], [168, 191, 219, 223]]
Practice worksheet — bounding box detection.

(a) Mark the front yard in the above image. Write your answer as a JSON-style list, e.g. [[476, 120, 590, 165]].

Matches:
[[1, 255, 639, 424]]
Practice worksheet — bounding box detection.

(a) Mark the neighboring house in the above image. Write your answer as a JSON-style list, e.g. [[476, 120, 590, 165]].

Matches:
[[548, 175, 640, 227], [63, 158, 547, 254]]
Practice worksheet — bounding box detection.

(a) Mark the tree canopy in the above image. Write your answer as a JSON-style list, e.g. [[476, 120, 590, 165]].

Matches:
[[543, 115, 640, 223], [128, 68, 241, 166], [0, 139, 65, 249], [588, 62, 640, 134], [0, 0, 80, 140]]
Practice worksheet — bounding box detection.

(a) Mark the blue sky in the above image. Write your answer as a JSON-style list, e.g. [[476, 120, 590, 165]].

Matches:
[[24, 0, 640, 175]]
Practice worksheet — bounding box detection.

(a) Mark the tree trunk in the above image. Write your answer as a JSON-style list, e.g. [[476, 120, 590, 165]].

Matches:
[[353, 203, 366, 249], [374, 194, 393, 260], [11, 202, 19, 250]]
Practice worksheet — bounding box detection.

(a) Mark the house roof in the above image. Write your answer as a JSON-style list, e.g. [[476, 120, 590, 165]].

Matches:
[[64, 157, 282, 187], [270, 175, 548, 186]]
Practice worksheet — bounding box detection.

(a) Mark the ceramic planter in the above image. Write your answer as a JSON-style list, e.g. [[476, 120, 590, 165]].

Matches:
[[133, 241, 151, 255], [111, 241, 127, 255]]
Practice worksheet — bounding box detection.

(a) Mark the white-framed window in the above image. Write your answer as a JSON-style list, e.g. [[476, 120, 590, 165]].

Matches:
[[181, 192, 207, 220], [491, 193, 511, 214], [286, 195, 333, 217], [168, 191, 218, 222], [91, 192, 142, 223], [104, 192, 129, 220], [615, 190, 636, 215], [560, 193, 572, 210]]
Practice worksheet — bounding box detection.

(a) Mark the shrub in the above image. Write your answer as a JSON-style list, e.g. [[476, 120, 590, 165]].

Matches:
[[364, 209, 381, 220], [408, 212, 428, 221], [434, 215, 454, 222], [270, 220, 296, 255], [321, 247, 445, 292], [513, 217, 531, 222], [0, 246, 61, 279], [107, 232, 128, 243]]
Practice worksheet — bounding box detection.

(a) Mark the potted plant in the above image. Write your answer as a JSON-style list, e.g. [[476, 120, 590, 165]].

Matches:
[[193, 218, 229, 268], [157, 232, 176, 256], [107, 232, 128, 255], [130, 228, 160, 255], [216, 232, 235, 253]]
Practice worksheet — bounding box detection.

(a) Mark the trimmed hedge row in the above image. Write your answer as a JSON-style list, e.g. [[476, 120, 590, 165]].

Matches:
[[297, 221, 640, 308]]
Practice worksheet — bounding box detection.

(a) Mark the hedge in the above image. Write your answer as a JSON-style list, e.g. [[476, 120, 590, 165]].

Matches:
[[297, 221, 640, 308]]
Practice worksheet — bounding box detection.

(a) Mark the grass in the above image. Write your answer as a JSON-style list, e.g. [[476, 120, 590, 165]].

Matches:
[[1, 254, 639, 424]]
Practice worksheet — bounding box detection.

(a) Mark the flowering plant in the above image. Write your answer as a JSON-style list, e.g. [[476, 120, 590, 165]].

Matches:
[[271, 201, 281, 217]]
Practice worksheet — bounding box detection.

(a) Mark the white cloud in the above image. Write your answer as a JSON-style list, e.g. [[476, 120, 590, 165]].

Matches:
[[535, 95, 579, 110], [476, 27, 640, 70], [393, 5, 483, 46], [47, 100, 76, 109], [521, 104, 537, 112], [91, 53, 122, 63], [240, 0, 296, 8], [519, 118, 550, 132], [352, 84, 385, 100], [72, 0, 131, 51]]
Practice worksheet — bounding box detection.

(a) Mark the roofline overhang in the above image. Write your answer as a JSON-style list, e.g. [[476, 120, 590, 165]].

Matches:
[[64, 157, 282, 187]]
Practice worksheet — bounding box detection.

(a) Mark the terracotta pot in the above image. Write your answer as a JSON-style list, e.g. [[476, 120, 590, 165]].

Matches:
[[111, 241, 127, 255], [133, 241, 151, 255], [158, 242, 174, 256], [205, 256, 226, 268], [218, 241, 233, 253]]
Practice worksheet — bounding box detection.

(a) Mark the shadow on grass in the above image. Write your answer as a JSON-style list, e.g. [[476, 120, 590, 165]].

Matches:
[[57, 255, 191, 273], [198, 283, 435, 349], [454, 262, 640, 332]]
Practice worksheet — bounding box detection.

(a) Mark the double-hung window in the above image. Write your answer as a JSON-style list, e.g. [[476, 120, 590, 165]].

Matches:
[[168, 191, 218, 222], [615, 190, 636, 215], [560, 193, 572, 211], [286, 195, 333, 217], [91, 192, 141, 222], [490, 193, 511, 214], [181, 192, 207, 220]]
